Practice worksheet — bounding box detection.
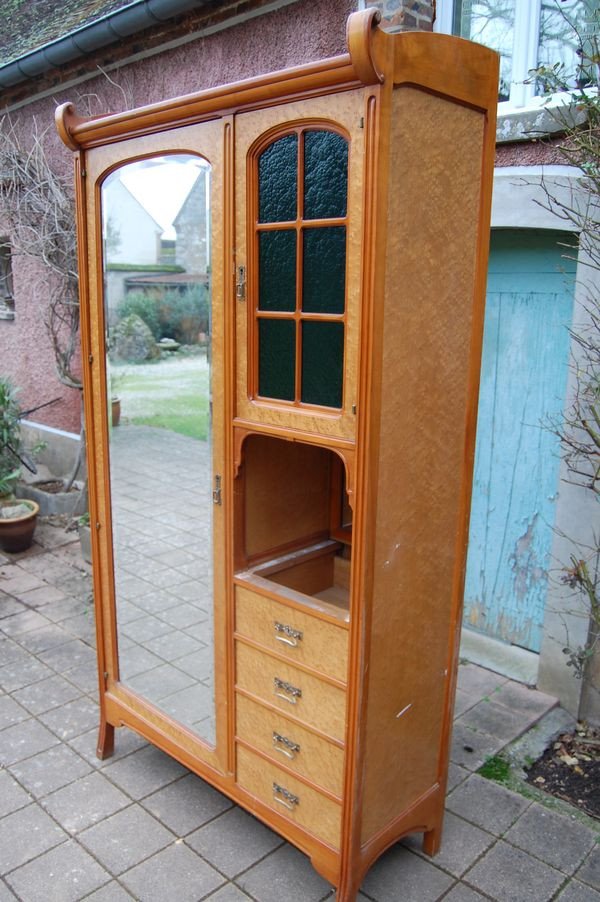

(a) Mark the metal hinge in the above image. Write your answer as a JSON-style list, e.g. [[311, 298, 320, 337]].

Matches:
[[236, 265, 246, 301], [213, 474, 222, 505]]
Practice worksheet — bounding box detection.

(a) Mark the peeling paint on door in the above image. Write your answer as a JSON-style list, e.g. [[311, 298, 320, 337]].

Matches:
[[464, 230, 577, 653]]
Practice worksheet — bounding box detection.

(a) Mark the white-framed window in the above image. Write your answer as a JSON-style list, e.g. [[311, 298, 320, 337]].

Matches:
[[435, 1, 598, 110]]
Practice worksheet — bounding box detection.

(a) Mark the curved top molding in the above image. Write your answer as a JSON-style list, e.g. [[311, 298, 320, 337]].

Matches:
[[56, 9, 384, 150], [55, 102, 84, 152], [56, 10, 498, 150], [390, 31, 500, 112], [346, 7, 384, 87]]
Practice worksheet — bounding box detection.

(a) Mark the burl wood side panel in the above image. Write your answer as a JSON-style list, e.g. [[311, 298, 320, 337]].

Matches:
[[360, 89, 486, 842]]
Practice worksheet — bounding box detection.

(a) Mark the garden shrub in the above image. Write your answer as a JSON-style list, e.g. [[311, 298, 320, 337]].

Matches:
[[117, 285, 209, 345], [117, 292, 161, 339], [157, 285, 209, 344]]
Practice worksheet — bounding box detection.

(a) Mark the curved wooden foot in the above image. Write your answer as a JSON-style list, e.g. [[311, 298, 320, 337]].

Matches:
[[422, 825, 442, 857], [96, 720, 115, 760], [335, 871, 360, 902]]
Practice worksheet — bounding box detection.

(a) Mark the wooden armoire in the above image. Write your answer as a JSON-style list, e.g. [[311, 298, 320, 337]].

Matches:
[[57, 10, 497, 899]]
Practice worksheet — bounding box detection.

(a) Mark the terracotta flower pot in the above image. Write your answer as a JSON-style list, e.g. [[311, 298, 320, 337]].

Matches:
[[0, 499, 40, 552]]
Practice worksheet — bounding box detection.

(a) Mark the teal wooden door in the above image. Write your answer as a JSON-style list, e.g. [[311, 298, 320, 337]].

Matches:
[[464, 230, 577, 653]]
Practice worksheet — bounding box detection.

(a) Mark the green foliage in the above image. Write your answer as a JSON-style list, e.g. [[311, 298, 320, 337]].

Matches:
[[117, 293, 161, 339], [0, 377, 22, 496], [158, 286, 209, 344], [478, 755, 511, 785], [132, 410, 207, 440], [117, 285, 209, 345], [111, 358, 209, 441]]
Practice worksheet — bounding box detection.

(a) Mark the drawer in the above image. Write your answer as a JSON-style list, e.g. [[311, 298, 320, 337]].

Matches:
[[236, 693, 345, 797], [236, 744, 342, 849], [235, 585, 348, 682], [235, 641, 346, 741]]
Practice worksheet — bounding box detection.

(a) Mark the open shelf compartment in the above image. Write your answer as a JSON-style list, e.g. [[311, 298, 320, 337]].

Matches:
[[234, 433, 352, 620]]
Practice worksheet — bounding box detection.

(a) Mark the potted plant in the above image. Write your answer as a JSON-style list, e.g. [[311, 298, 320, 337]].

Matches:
[[0, 377, 40, 552]]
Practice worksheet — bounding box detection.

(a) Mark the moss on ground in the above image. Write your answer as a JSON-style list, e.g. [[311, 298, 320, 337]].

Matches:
[[478, 755, 511, 784]]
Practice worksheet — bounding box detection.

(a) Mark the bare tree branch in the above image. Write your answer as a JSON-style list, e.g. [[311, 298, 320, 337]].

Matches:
[[0, 116, 80, 391]]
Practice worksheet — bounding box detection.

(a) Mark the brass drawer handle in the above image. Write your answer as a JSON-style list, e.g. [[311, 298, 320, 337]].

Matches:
[[272, 731, 301, 759], [273, 781, 299, 811], [274, 622, 303, 647], [274, 677, 302, 705]]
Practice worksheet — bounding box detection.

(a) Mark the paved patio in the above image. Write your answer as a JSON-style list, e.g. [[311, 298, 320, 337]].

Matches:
[[110, 426, 215, 745], [1, 519, 599, 901]]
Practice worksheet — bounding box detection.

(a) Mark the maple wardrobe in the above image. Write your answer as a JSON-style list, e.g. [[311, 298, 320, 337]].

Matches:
[[57, 10, 498, 899]]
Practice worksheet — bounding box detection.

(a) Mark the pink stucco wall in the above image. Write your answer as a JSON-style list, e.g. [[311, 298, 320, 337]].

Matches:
[[1, 0, 356, 432], [0, 254, 82, 433]]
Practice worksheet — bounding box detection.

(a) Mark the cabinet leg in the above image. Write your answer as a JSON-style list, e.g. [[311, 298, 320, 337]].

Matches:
[[335, 874, 360, 902], [422, 825, 442, 857], [96, 720, 115, 760]]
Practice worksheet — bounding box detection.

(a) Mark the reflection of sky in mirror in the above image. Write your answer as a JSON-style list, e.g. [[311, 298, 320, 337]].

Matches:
[[119, 155, 209, 239]]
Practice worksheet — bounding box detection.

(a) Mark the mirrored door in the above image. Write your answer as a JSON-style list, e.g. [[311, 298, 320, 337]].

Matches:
[[85, 119, 227, 765], [101, 153, 216, 745]]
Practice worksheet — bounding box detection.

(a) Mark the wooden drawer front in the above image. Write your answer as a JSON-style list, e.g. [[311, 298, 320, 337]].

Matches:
[[236, 744, 341, 849], [236, 641, 346, 740], [236, 693, 345, 798], [235, 586, 348, 682]]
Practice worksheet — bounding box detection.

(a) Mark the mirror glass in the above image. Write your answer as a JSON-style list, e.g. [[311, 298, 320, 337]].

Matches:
[[101, 154, 215, 745]]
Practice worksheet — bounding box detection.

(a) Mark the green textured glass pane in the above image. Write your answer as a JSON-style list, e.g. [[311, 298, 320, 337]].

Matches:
[[301, 321, 344, 408], [258, 319, 296, 401], [304, 131, 348, 220], [259, 230, 296, 312], [302, 227, 346, 314], [259, 135, 298, 223]]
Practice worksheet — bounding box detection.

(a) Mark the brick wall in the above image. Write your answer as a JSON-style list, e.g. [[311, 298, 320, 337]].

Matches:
[[367, 0, 435, 31]]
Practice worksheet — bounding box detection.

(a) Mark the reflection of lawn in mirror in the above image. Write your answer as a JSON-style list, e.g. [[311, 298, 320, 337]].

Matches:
[[111, 354, 209, 440]]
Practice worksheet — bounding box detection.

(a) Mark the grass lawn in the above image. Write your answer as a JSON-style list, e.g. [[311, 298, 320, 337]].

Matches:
[[110, 354, 209, 441]]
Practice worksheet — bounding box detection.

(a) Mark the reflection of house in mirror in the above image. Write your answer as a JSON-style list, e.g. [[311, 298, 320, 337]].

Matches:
[[103, 177, 163, 266], [173, 169, 209, 276]]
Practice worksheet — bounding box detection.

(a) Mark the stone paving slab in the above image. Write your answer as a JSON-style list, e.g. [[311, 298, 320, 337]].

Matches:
[[464, 840, 565, 902], [186, 807, 283, 879], [558, 882, 600, 902], [5, 840, 110, 902], [78, 805, 174, 876], [446, 773, 530, 835], [1, 523, 599, 902], [504, 803, 597, 875]]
